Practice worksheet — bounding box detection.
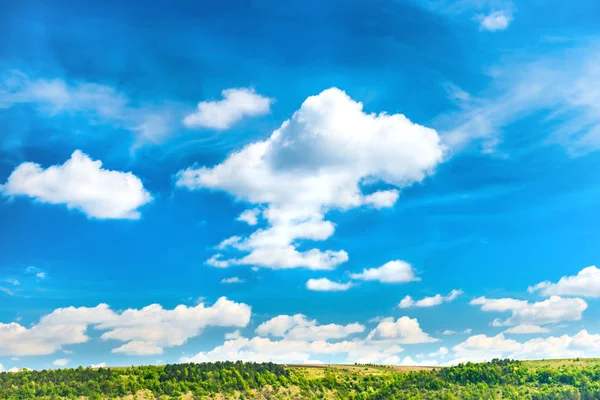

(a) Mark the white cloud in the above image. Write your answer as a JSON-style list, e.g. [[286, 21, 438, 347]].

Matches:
[[36, 272, 47, 280], [225, 330, 242, 340], [399, 356, 417, 366], [442, 328, 472, 335], [429, 346, 449, 358], [440, 43, 600, 156], [306, 278, 353, 292], [8, 367, 29, 373], [503, 324, 550, 334], [183, 88, 273, 130], [177, 88, 445, 270], [451, 333, 521, 363], [0, 364, 3, 372], [91, 363, 107, 368], [0, 304, 113, 356], [221, 277, 245, 284], [363, 190, 400, 209], [5, 279, 19, 286], [26, 266, 42, 275], [181, 335, 404, 365], [98, 297, 252, 355], [52, 358, 69, 367], [0, 297, 251, 356], [470, 296, 587, 326], [182, 313, 439, 365], [0, 71, 180, 146], [399, 289, 463, 308], [255, 314, 365, 341], [366, 316, 438, 344], [237, 209, 260, 226], [451, 330, 600, 363], [529, 266, 600, 298], [0, 287, 14, 296], [112, 341, 164, 356], [350, 260, 420, 284], [477, 10, 512, 31], [446, 289, 463, 301], [368, 316, 393, 324], [1, 150, 153, 219]]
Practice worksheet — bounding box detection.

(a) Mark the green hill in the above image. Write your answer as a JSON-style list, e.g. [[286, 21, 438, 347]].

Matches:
[[2, 358, 600, 399]]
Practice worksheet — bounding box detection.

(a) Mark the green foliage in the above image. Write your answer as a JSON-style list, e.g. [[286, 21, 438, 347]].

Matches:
[[1, 359, 600, 399]]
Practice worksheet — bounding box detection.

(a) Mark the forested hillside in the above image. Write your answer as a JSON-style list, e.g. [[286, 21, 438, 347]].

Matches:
[[2, 359, 600, 399]]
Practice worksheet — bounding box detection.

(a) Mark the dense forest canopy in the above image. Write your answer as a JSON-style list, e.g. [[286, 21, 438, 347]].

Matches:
[[2, 359, 600, 399]]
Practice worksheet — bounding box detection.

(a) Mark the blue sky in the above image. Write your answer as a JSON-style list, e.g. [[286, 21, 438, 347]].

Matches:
[[2, 0, 600, 371]]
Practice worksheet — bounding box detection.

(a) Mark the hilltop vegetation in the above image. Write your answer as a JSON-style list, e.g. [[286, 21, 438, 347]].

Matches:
[[2, 359, 600, 399]]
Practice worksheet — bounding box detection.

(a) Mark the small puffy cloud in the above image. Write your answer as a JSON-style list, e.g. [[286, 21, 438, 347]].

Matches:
[[0, 297, 251, 356], [306, 278, 353, 292], [91, 363, 107, 368], [429, 346, 449, 358], [399, 289, 463, 308], [237, 209, 260, 226], [363, 190, 400, 209], [442, 329, 472, 335], [446, 289, 463, 301], [477, 10, 512, 31], [366, 316, 438, 344], [221, 277, 245, 284], [4, 279, 19, 286], [225, 330, 242, 340], [399, 356, 417, 366], [350, 260, 420, 284], [183, 88, 273, 130], [1, 150, 153, 219], [52, 358, 69, 367], [470, 296, 587, 326], [256, 314, 365, 341], [504, 324, 550, 334], [112, 341, 163, 356], [26, 266, 41, 275], [452, 333, 521, 362], [529, 266, 600, 298], [36, 272, 47, 280], [177, 88, 444, 270]]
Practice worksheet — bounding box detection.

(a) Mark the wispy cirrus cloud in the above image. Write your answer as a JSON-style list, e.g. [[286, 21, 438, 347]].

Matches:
[[439, 42, 600, 156], [0, 70, 183, 147]]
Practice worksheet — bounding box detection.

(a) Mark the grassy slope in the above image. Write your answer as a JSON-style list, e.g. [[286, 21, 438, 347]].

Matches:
[[522, 358, 600, 369]]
